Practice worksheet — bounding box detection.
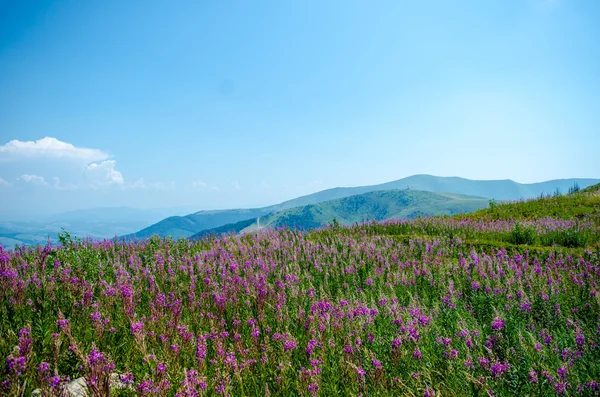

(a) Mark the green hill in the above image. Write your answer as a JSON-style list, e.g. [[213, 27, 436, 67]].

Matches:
[[361, 185, 600, 250], [466, 185, 600, 223], [190, 189, 489, 239], [127, 175, 598, 240]]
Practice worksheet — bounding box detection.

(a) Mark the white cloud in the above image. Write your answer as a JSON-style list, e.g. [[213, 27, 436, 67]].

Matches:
[[0, 137, 109, 163], [0, 137, 181, 196], [0, 177, 11, 188], [231, 181, 242, 190], [192, 180, 219, 191], [84, 160, 124, 185], [0, 137, 127, 189], [127, 178, 175, 190], [51, 177, 78, 191], [17, 174, 49, 186], [147, 180, 175, 190]]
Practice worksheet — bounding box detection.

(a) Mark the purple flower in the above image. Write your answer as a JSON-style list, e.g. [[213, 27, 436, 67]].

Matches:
[[413, 349, 422, 360], [490, 362, 510, 378], [88, 349, 106, 365], [557, 366, 568, 379], [131, 321, 144, 335], [283, 339, 297, 352], [491, 317, 505, 331], [449, 349, 459, 359], [306, 339, 318, 356], [478, 356, 490, 369], [554, 382, 567, 395], [356, 367, 366, 378], [38, 361, 50, 372], [57, 319, 70, 331], [50, 375, 62, 388], [157, 362, 168, 374], [528, 370, 538, 383], [91, 311, 102, 323]]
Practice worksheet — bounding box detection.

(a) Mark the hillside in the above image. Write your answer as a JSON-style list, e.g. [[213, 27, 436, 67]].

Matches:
[[362, 185, 600, 249], [191, 189, 489, 239], [466, 185, 600, 223], [125, 208, 274, 240], [129, 175, 599, 240], [581, 182, 600, 194]]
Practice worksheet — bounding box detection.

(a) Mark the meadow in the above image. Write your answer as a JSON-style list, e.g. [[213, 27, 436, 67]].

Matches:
[[1, 187, 599, 396]]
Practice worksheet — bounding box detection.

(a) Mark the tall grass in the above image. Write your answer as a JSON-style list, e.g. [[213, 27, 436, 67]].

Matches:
[[1, 226, 599, 396]]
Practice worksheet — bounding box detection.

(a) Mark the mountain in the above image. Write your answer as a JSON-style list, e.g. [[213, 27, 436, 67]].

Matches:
[[125, 208, 276, 240], [190, 189, 490, 239], [278, 175, 600, 205], [128, 175, 599, 240]]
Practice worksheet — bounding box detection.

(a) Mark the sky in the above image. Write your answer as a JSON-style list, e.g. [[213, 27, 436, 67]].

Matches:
[[0, 0, 599, 216]]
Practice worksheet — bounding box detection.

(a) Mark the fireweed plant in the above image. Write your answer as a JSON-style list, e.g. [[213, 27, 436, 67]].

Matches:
[[1, 189, 599, 396]]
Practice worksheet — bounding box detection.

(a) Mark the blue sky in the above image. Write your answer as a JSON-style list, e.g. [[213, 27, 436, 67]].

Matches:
[[0, 0, 598, 215]]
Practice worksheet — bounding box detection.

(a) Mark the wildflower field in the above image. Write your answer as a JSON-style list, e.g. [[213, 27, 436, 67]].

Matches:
[[1, 188, 599, 396]]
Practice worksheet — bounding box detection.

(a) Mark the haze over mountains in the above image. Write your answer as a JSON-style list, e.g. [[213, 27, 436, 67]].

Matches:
[[126, 174, 599, 241], [1, 174, 596, 249], [0, 206, 195, 248]]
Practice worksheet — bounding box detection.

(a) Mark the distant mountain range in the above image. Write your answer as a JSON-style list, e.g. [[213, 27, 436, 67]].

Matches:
[[1, 175, 596, 248], [125, 175, 599, 240], [190, 189, 489, 240], [0, 206, 193, 248]]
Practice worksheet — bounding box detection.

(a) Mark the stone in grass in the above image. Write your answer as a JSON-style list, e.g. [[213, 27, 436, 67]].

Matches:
[[110, 373, 132, 390], [31, 373, 130, 396], [65, 378, 88, 397]]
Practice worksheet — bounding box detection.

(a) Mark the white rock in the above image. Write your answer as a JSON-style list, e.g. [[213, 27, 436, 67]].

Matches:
[[65, 377, 88, 397], [32, 373, 128, 396], [110, 373, 131, 390]]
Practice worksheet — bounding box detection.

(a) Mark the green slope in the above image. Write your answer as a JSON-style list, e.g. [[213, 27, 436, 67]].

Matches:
[[190, 217, 258, 241], [190, 189, 489, 239], [124, 208, 273, 240], [128, 175, 598, 240], [361, 183, 600, 250], [465, 183, 600, 224]]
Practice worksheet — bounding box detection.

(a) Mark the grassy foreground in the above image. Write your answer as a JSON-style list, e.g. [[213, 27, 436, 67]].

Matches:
[[1, 187, 599, 396]]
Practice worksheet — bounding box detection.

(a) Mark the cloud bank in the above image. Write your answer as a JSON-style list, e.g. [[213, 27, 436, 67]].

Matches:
[[0, 137, 109, 163], [0, 137, 128, 190]]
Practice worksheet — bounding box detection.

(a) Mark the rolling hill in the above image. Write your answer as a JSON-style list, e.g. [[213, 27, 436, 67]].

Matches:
[[190, 189, 490, 239], [128, 175, 599, 240]]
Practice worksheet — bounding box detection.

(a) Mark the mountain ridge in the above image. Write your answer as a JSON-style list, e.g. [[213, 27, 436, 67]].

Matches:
[[190, 189, 490, 240], [127, 174, 598, 240]]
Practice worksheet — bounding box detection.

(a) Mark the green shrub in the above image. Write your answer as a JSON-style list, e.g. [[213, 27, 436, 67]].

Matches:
[[508, 222, 536, 245]]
